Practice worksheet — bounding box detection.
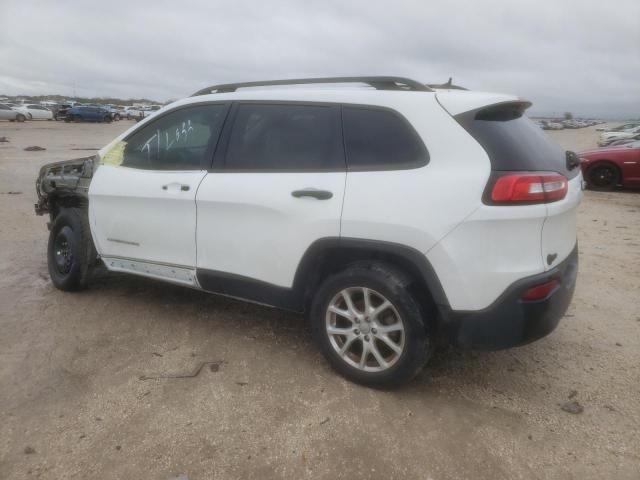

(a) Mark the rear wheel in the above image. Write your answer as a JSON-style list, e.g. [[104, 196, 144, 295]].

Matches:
[[104, 115, 112, 123], [311, 264, 431, 387], [587, 163, 620, 191], [47, 208, 96, 291]]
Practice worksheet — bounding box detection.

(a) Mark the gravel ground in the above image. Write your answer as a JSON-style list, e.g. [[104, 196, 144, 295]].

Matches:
[[0, 120, 638, 479]]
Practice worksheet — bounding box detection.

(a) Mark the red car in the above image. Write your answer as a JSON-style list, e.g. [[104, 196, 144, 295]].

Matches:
[[579, 142, 640, 190]]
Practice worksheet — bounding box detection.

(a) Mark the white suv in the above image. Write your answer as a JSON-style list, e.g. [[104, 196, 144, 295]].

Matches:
[[35, 77, 582, 386]]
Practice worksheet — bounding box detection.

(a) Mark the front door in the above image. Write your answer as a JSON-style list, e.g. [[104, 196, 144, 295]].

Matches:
[[89, 103, 229, 285]]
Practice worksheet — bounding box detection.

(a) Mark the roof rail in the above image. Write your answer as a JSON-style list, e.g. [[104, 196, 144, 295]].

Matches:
[[191, 76, 433, 96], [426, 77, 468, 91]]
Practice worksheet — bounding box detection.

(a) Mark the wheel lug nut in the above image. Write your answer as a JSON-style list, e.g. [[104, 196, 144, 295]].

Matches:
[[354, 329, 360, 335], [364, 335, 370, 341], [371, 328, 377, 334]]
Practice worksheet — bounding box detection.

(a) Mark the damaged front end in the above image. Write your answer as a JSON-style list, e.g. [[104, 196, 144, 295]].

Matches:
[[34, 156, 97, 217]]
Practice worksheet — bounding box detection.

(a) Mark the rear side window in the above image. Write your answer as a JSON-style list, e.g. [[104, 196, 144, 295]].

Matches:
[[455, 102, 577, 178], [223, 104, 343, 171], [122, 104, 227, 170], [342, 107, 428, 170]]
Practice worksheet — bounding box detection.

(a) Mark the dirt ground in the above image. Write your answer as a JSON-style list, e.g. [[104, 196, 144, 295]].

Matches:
[[0, 119, 639, 480]]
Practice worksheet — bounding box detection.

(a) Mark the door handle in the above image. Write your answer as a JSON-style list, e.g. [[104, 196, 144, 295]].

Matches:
[[291, 188, 333, 200], [162, 184, 190, 192]]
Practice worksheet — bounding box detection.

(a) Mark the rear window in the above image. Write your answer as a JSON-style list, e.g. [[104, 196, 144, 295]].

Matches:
[[455, 102, 578, 178], [342, 107, 428, 170]]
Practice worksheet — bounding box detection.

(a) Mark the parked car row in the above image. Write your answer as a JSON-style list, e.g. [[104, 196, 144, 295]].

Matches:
[[1, 100, 166, 123], [598, 123, 640, 147], [535, 118, 604, 130]]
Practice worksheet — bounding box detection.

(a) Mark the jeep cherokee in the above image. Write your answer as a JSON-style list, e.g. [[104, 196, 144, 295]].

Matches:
[[35, 76, 582, 386]]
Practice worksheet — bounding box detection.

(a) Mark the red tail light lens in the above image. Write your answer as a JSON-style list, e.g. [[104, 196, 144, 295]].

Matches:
[[521, 279, 559, 301], [490, 173, 568, 204]]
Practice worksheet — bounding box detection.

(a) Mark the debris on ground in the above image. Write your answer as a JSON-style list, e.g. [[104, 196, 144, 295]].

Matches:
[[561, 400, 584, 414], [568, 389, 578, 399], [615, 342, 622, 346], [24, 446, 36, 454], [139, 361, 223, 380], [2, 191, 22, 195], [320, 417, 330, 425], [24, 146, 46, 151], [0, 136, 8, 142]]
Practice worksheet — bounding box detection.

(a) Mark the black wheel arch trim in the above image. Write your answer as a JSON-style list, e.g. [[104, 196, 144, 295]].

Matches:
[[196, 237, 450, 313]]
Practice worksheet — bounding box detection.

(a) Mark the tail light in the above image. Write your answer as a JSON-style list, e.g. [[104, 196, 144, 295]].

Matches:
[[489, 172, 568, 204], [521, 279, 559, 301]]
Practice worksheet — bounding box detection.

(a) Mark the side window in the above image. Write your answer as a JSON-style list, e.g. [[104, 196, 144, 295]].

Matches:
[[122, 104, 227, 171], [223, 104, 343, 171], [342, 107, 429, 170]]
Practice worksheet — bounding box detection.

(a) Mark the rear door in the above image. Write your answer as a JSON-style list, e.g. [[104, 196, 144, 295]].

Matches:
[[27, 106, 42, 119], [89, 103, 229, 284], [196, 102, 346, 292]]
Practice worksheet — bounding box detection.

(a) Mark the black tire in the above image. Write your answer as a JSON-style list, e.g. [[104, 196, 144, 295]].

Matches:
[[587, 163, 620, 191], [311, 263, 431, 387], [47, 208, 96, 291], [114, 114, 121, 121], [16, 114, 26, 122], [104, 116, 112, 123], [64, 115, 72, 123]]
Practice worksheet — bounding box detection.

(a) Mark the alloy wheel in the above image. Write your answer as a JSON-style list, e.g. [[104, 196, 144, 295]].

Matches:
[[325, 287, 405, 372]]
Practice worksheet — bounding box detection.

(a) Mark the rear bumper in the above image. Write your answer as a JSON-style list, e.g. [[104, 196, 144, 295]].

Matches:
[[441, 244, 578, 350]]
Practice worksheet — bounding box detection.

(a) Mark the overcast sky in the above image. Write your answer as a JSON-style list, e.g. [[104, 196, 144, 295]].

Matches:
[[1, 0, 638, 118]]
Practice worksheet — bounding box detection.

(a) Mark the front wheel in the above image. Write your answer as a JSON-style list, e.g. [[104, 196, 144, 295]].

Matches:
[[587, 164, 620, 191], [103, 116, 112, 123], [16, 114, 26, 122], [47, 208, 96, 291], [311, 264, 431, 387]]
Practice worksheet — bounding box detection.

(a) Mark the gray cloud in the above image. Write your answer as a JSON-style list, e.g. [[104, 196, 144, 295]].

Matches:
[[1, 0, 638, 117]]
